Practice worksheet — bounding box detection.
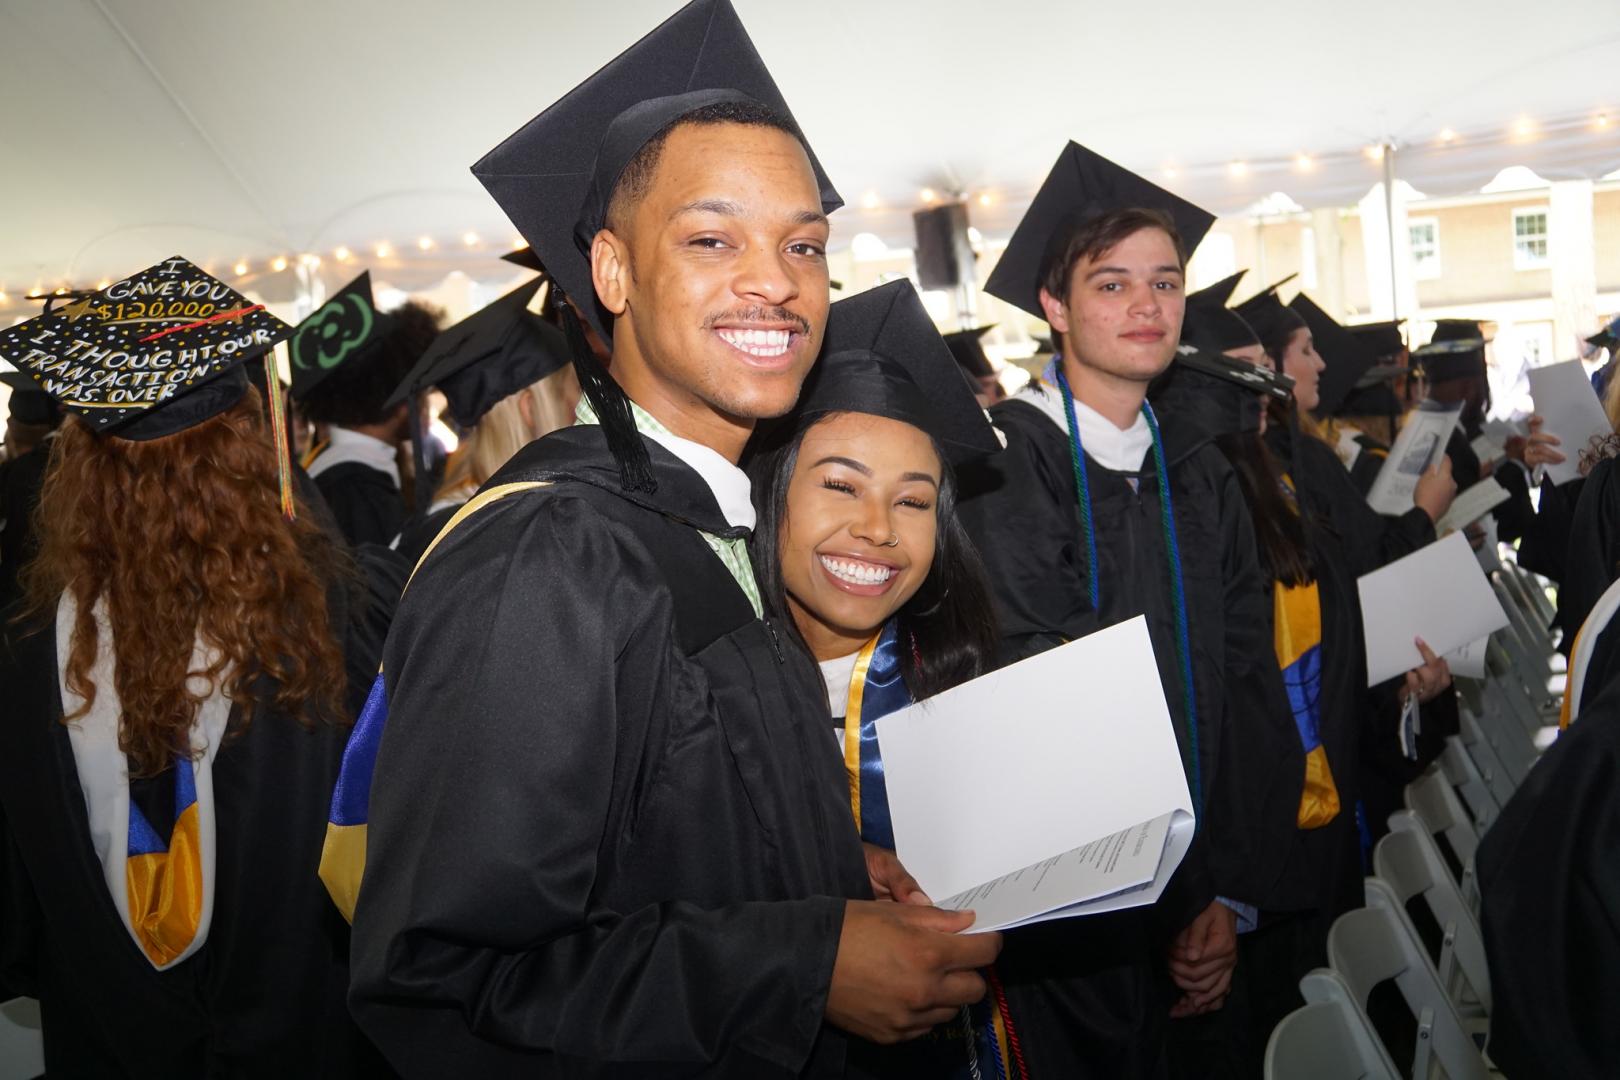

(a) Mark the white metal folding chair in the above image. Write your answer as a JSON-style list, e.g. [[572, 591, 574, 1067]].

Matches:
[[1436, 739, 1500, 834], [1454, 712, 1518, 808], [0, 997, 43, 1080], [1265, 968, 1400, 1080], [1375, 814, 1492, 1018]]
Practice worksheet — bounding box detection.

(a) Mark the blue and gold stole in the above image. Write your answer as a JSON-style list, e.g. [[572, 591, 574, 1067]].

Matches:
[[1273, 581, 1341, 828], [126, 758, 206, 967], [840, 621, 1026, 1080]]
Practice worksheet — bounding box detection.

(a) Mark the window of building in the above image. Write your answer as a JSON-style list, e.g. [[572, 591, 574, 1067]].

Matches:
[[1512, 207, 1549, 270], [1409, 217, 1441, 280]]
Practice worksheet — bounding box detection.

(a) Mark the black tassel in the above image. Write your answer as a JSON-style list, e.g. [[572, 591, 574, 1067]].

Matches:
[[559, 302, 656, 493]]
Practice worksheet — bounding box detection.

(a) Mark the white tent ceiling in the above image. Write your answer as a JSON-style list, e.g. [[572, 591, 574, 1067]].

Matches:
[[2, 0, 1617, 312]]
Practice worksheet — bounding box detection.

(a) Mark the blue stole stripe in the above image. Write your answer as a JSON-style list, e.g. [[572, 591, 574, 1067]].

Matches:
[[329, 672, 388, 827], [850, 623, 910, 851], [128, 757, 195, 857], [1283, 644, 1325, 752]]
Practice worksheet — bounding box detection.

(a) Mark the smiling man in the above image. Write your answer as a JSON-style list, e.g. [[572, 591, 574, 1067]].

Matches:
[[956, 143, 1281, 1078], [346, 2, 1000, 1077]]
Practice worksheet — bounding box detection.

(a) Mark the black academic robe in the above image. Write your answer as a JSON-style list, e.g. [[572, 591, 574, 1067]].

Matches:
[[391, 500, 462, 567], [1445, 426, 1482, 493], [1556, 456, 1620, 653], [956, 395, 1287, 1079], [0, 441, 49, 607], [348, 426, 872, 1080], [0, 562, 389, 1079], [1478, 684, 1620, 1079], [1346, 431, 1387, 497], [314, 461, 406, 549], [1496, 465, 1580, 585]]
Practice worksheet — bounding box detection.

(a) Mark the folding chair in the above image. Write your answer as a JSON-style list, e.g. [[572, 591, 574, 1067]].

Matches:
[[1327, 891, 1492, 1080], [1265, 969, 1400, 1080], [1405, 767, 1480, 871], [1500, 558, 1558, 629], [1454, 712, 1518, 809], [1489, 578, 1563, 697], [1436, 739, 1500, 834], [1375, 814, 1492, 1018], [0, 997, 44, 1080], [1461, 687, 1534, 788]]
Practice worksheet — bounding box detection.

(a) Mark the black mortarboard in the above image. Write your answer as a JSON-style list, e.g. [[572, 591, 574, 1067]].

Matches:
[[471, 0, 840, 344], [1430, 318, 1490, 347], [943, 326, 996, 380], [1150, 345, 1293, 441], [1184, 271, 1259, 354], [1349, 320, 1406, 361], [1413, 320, 1488, 383], [1290, 294, 1378, 418], [386, 278, 571, 430], [1231, 275, 1304, 349], [2, 371, 61, 427], [1587, 316, 1620, 351], [287, 272, 395, 400], [984, 141, 1216, 319], [502, 247, 546, 273], [797, 281, 1002, 465], [0, 256, 290, 439]]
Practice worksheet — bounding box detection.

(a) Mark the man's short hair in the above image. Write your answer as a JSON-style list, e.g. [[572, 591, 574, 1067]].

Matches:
[[604, 100, 807, 232], [1040, 207, 1186, 307]]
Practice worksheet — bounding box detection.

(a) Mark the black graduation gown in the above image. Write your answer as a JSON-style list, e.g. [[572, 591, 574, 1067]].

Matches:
[[1496, 466, 1580, 585], [391, 500, 461, 566], [1477, 684, 1620, 1079], [956, 396, 1290, 1079], [0, 566, 388, 1079], [0, 441, 49, 607], [1556, 456, 1620, 653], [313, 461, 406, 549], [1444, 426, 1482, 493], [347, 426, 872, 1080], [1345, 431, 1387, 497]]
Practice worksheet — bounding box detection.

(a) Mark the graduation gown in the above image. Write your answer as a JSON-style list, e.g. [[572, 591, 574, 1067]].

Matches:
[[391, 500, 462, 566], [1344, 430, 1387, 497], [0, 441, 49, 607], [1556, 456, 1620, 653], [313, 462, 407, 549], [1496, 466, 1580, 585], [0, 561, 389, 1079], [347, 426, 871, 1079], [956, 394, 1290, 1078], [1477, 682, 1620, 1079]]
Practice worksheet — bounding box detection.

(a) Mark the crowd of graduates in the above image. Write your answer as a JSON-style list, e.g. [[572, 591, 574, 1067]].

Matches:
[[2, 1, 1619, 1077]]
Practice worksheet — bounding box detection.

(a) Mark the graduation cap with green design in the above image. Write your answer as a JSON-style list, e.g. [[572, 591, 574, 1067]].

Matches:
[[287, 271, 395, 400]]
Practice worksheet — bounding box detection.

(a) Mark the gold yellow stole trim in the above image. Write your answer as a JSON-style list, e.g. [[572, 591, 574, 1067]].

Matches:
[[841, 633, 882, 828]]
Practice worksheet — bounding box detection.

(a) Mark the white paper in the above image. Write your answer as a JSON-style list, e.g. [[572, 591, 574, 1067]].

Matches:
[[1367, 402, 1462, 516], [1435, 476, 1510, 536], [1358, 532, 1511, 686], [1469, 433, 1505, 466], [875, 617, 1194, 932], [1527, 360, 1612, 485], [1444, 635, 1489, 679]]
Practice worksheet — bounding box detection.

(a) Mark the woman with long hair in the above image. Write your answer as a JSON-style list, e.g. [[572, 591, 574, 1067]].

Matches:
[[748, 281, 1020, 1078], [0, 263, 385, 1078]]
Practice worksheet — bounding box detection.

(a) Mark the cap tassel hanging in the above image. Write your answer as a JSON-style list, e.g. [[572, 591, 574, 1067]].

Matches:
[[558, 302, 655, 493], [263, 362, 297, 522]]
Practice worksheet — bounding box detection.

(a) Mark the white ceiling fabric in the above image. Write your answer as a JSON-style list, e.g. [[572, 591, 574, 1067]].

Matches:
[[2, 0, 1616, 303]]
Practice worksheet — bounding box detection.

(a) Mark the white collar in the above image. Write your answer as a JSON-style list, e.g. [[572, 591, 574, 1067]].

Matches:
[[818, 651, 861, 718], [574, 399, 756, 531], [1015, 378, 1153, 473], [307, 427, 401, 486]]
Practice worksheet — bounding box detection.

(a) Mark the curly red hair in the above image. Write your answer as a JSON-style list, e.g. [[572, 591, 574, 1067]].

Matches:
[[21, 389, 349, 777]]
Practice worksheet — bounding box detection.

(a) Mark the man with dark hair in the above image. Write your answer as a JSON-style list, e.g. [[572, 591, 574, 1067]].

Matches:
[[958, 143, 1287, 1078], [292, 277, 440, 546], [0, 371, 63, 604], [347, 2, 998, 1076]]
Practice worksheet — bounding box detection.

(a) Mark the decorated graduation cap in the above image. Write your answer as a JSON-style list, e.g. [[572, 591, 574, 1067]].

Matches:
[[386, 278, 570, 430], [1231, 274, 1303, 348], [1150, 344, 1293, 441], [470, 0, 839, 491], [796, 280, 1003, 465], [1183, 271, 1259, 355], [943, 326, 996, 380], [1413, 318, 1489, 383], [1, 370, 61, 427], [984, 141, 1216, 320], [1289, 294, 1379, 418], [287, 271, 395, 400], [0, 256, 291, 440]]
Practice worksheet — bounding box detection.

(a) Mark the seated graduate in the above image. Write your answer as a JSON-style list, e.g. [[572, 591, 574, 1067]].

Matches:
[[0, 259, 389, 1078], [291, 271, 440, 547], [748, 279, 1016, 1078], [0, 370, 63, 605], [345, 3, 999, 1075], [955, 142, 1281, 1077], [388, 275, 578, 563], [1477, 675, 1620, 1080]]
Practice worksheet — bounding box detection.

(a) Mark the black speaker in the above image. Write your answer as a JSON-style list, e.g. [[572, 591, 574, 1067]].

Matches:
[[912, 203, 974, 291]]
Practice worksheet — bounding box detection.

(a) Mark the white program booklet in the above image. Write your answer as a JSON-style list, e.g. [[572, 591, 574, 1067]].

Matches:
[[1435, 476, 1511, 536], [1367, 401, 1463, 516], [1358, 532, 1510, 686], [874, 617, 1194, 934], [1444, 636, 1489, 679], [1527, 360, 1612, 486]]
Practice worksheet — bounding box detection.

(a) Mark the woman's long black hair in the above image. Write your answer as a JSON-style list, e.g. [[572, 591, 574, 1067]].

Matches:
[[747, 411, 1001, 703], [1214, 428, 1315, 588]]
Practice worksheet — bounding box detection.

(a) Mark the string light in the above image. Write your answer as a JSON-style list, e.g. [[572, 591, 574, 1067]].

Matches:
[[0, 291, 8, 305], [1438, 128, 1458, 144], [510, 236, 525, 250], [1293, 154, 1314, 172], [1227, 161, 1249, 178], [1512, 116, 1535, 139], [234, 261, 249, 277], [375, 242, 393, 259], [96, 279, 110, 290], [860, 190, 880, 209], [417, 236, 435, 251], [1162, 165, 1179, 180], [334, 246, 352, 262], [54, 287, 66, 296], [462, 231, 480, 247], [1364, 144, 1385, 161], [977, 192, 995, 207], [919, 187, 938, 205], [1598, 113, 1611, 130], [300, 253, 321, 268], [270, 256, 288, 273]]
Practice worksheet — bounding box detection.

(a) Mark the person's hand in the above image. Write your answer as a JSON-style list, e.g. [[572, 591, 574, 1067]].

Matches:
[[1167, 900, 1238, 1017], [864, 843, 931, 905], [1413, 455, 1457, 524], [826, 901, 1003, 1043], [1505, 415, 1566, 470], [1404, 637, 1454, 703]]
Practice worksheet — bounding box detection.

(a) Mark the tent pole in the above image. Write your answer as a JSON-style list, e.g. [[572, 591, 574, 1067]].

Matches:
[[1382, 141, 1401, 341]]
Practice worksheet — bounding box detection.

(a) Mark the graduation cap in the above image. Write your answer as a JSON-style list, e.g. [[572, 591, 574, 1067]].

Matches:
[[1349, 320, 1406, 361], [1231, 275, 1304, 348], [984, 141, 1216, 320], [1586, 315, 1620, 351], [470, 0, 838, 492], [943, 326, 996, 380], [0, 256, 291, 440], [1413, 320, 1488, 383], [1289, 294, 1379, 418], [1183, 271, 1259, 354], [1150, 345, 1293, 441], [2, 370, 61, 427], [797, 280, 1003, 465], [502, 247, 546, 274], [386, 278, 570, 430], [287, 272, 395, 400]]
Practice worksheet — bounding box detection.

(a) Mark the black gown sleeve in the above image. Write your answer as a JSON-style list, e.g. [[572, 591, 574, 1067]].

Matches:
[[1557, 458, 1620, 653], [314, 465, 407, 549], [348, 489, 844, 1077], [1296, 435, 1433, 577]]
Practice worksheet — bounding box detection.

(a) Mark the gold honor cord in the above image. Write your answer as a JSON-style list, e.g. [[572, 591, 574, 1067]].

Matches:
[[841, 633, 882, 828]]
